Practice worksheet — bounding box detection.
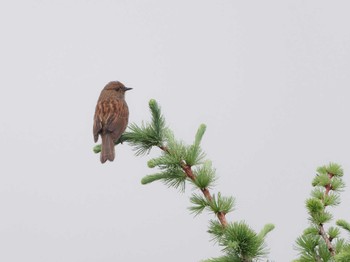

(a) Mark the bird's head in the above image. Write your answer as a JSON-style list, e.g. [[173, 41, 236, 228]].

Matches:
[[104, 81, 133, 93]]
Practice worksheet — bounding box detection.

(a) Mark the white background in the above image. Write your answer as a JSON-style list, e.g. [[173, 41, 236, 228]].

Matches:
[[1, 1, 350, 261]]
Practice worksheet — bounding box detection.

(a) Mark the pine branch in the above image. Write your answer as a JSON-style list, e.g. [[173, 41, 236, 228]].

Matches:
[[317, 171, 336, 256], [319, 224, 335, 256], [337, 220, 350, 234], [93, 99, 273, 261], [295, 162, 348, 260], [158, 145, 228, 227]]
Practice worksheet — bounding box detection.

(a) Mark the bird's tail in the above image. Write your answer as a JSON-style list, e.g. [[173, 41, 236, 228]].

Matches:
[[101, 134, 115, 163]]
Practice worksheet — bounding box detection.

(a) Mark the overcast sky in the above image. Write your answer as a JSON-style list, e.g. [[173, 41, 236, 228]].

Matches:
[[1, 1, 350, 261]]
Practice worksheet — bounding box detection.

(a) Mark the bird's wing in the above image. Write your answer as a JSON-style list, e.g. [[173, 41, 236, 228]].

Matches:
[[93, 106, 103, 142], [105, 99, 129, 141], [94, 98, 129, 142]]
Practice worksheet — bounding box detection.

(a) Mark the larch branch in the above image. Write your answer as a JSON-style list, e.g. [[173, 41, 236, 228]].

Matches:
[[318, 172, 335, 257], [158, 145, 229, 228], [319, 224, 335, 256]]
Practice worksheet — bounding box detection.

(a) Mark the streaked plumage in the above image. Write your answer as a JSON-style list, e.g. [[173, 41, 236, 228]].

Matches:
[[93, 81, 132, 163]]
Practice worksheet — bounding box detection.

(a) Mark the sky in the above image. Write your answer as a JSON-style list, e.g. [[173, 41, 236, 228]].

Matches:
[[1, 1, 350, 261]]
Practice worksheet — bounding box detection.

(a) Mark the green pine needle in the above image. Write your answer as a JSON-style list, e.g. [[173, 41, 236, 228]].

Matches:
[[147, 151, 184, 169], [328, 226, 340, 239], [189, 193, 209, 216], [192, 161, 217, 189], [310, 188, 325, 200], [323, 193, 340, 207], [141, 168, 187, 191], [294, 235, 320, 258], [141, 173, 169, 185], [221, 222, 268, 260], [257, 224, 275, 239], [312, 173, 331, 187], [149, 99, 165, 135], [190, 192, 234, 216], [335, 244, 350, 262], [208, 220, 226, 242], [194, 124, 206, 147], [185, 124, 207, 166], [303, 226, 319, 237], [331, 177, 346, 191], [317, 162, 344, 177], [93, 144, 101, 154], [309, 210, 333, 225], [337, 220, 350, 233], [294, 233, 333, 261], [306, 198, 324, 214], [317, 241, 333, 261], [209, 193, 235, 215], [164, 131, 188, 164], [124, 121, 167, 156]]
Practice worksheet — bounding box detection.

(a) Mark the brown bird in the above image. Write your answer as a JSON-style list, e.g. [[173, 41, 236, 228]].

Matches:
[[93, 81, 132, 163]]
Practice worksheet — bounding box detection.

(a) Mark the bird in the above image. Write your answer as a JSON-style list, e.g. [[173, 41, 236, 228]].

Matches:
[[93, 81, 132, 163]]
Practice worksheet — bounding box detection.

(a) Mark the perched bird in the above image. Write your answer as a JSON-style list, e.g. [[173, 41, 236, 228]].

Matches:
[[93, 81, 132, 163]]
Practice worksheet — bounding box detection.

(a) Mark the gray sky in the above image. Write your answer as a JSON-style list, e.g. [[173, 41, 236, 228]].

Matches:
[[1, 1, 350, 261]]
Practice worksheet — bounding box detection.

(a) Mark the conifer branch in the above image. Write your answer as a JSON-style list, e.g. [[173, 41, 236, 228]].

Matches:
[[217, 212, 228, 227], [93, 99, 273, 261], [295, 162, 347, 260], [325, 172, 334, 195], [318, 171, 336, 256], [319, 224, 335, 256], [158, 145, 228, 227]]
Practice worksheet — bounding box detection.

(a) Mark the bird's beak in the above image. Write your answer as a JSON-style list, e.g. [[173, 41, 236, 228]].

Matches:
[[124, 87, 133, 91]]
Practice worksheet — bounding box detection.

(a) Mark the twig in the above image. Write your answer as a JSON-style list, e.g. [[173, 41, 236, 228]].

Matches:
[[319, 224, 335, 256], [159, 145, 228, 227], [318, 172, 335, 256], [325, 172, 334, 195]]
